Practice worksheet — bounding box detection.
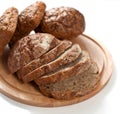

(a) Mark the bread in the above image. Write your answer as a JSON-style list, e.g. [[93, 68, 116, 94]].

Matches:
[[35, 51, 91, 85], [2, 4, 99, 101], [20, 44, 82, 83], [8, 33, 60, 73], [35, 7, 85, 40], [0, 7, 18, 55], [9, 1, 46, 47], [17, 40, 72, 79], [35, 61, 99, 100]]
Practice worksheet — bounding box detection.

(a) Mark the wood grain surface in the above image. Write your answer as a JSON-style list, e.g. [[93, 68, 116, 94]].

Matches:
[[0, 34, 113, 107]]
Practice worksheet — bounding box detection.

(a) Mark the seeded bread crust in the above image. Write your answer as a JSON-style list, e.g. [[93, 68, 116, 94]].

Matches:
[[37, 62, 99, 100], [0, 7, 18, 55], [17, 40, 72, 79], [9, 1, 46, 47], [8, 33, 60, 73], [35, 51, 91, 85], [21, 44, 82, 83]]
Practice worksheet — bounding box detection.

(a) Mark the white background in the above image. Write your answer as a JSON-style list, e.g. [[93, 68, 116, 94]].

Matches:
[[0, 0, 120, 114]]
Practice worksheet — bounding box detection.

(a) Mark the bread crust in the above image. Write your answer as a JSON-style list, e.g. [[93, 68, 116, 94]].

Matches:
[[35, 7, 85, 40], [9, 1, 46, 47], [0, 7, 18, 55]]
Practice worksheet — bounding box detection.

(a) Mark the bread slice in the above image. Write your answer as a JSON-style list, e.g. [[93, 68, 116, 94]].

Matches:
[[17, 40, 72, 79], [8, 33, 60, 73], [22, 44, 82, 83], [35, 51, 91, 86], [37, 62, 99, 100], [0, 7, 18, 55]]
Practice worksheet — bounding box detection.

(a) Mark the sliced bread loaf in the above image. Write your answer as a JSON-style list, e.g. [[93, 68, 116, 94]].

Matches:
[[22, 44, 82, 83], [37, 62, 99, 100], [17, 40, 72, 79], [8, 33, 60, 73], [35, 51, 91, 85]]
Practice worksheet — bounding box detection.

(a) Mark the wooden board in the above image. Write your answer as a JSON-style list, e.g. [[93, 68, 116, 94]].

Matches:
[[0, 34, 113, 107]]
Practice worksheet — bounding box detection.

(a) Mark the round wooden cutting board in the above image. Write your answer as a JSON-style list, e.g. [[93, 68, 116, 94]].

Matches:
[[0, 34, 113, 107]]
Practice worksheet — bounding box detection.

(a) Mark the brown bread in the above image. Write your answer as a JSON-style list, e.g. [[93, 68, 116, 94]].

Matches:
[[0, 7, 18, 55], [35, 7, 85, 40], [35, 51, 91, 85], [21, 44, 82, 83], [36, 62, 99, 100], [17, 40, 72, 79], [9, 1, 46, 47], [8, 33, 60, 73]]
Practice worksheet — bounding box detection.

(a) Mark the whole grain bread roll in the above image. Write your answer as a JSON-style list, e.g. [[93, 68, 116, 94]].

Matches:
[[35, 7, 85, 40], [0, 7, 18, 55], [9, 1, 46, 47]]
